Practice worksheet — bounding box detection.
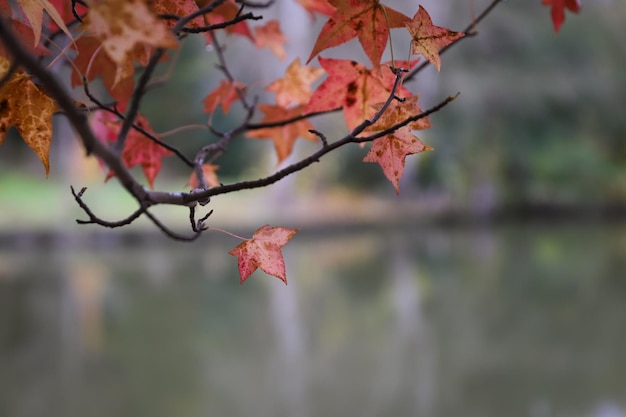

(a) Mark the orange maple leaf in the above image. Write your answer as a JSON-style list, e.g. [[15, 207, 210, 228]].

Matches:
[[246, 104, 318, 164], [405, 6, 464, 71], [0, 59, 57, 176], [296, 0, 335, 19], [203, 79, 245, 115], [266, 58, 324, 107], [363, 126, 431, 194], [542, 0, 581, 32], [187, 164, 220, 189], [153, 0, 204, 28], [307, 0, 409, 67], [366, 95, 432, 132], [16, 0, 74, 46], [197, 0, 253, 41], [228, 225, 299, 284], [83, 0, 178, 84], [91, 111, 172, 188], [254, 20, 287, 60], [305, 57, 413, 131]]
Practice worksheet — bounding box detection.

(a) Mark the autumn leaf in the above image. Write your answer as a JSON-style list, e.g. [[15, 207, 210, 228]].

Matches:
[[0, 58, 57, 176], [363, 126, 431, 194], [153, 0, 204, 29], [246, 104, 318, 164], [296, 0, 335, 19], [228, 225, 299, 284], [91, 111, 172, 188], [17, 0, 74, 46], [405, 5, 464, 71], [197, 0, 253, 41], [71, 36, 136, 108], [305, 57, 413, 131], [254, 20, 287, 60], [187, 164, 220, 189], [542, 0, 581, 32], [266, 58, 324, 107], [83, 0, 177, 84], [0, 19, 50, 59], [307, 0, 410, 67], [203, 79, 245, 115], [366, 95, 431, 132], [47, 0, 88, 30]]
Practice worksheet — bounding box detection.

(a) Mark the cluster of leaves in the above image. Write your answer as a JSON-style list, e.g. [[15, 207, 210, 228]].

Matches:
[[0, 0, 578, 283]]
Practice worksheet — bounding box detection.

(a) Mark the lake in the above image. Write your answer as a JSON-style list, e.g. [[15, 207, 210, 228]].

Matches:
[[1, 222, 625, 417]]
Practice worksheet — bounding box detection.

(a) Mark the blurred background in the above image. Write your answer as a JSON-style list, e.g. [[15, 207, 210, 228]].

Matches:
[[1, 0, 625, 416]]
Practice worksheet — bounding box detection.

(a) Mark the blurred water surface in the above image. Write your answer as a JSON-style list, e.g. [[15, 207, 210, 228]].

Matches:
[[1, 223, 625, 417]]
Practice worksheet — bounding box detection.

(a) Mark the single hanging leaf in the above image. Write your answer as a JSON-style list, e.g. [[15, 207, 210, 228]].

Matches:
[[83, 0, 177, 84], [254, 20, 287, 60], [296, 0, 335, 19], [246, 104, 318, 164], [405, 5, 464, 71], [542, 0, 581, 32], [203, 79, 245, 115], [365, 95, 432, 132], [17, 0, 75, 46], [363, 126, 431, 194], [305, 57, 413, 131], [266, 58, 324, 107], [229, 225, 299, 284], [91, 111, 172, 188], [307, 0, 410, 67], [0, 58, 57, 176]]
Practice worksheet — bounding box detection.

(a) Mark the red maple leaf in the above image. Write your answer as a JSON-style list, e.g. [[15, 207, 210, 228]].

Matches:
[[246, 104, 318, 164], [542, 0, 581, 32], [203, 79, 245, 115], [229, 225, 299, 284], [405, 5, 464, 71], [91, 111, 172, 188], [307, 0, 410, 67], [305, 57, 413, 131], [71, 36, 136, 108], [363, 126, 431, 194]]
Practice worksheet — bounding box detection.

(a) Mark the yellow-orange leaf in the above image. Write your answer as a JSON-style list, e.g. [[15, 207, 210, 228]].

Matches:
[[254, 20, 287, 60], [266, 58, 324, 107], [17, 0, 74, 46], [366, 95, 432, 132], [187, 164, 220, 189], [84, 0, 177, 84], [405, 6, 464, 71], [0, 59, 57, 176], [246, 104, 318, 164], [363, 126, 431, 194]]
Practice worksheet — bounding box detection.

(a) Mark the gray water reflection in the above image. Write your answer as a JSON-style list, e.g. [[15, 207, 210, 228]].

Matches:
[[1, 224, 625, 417]]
